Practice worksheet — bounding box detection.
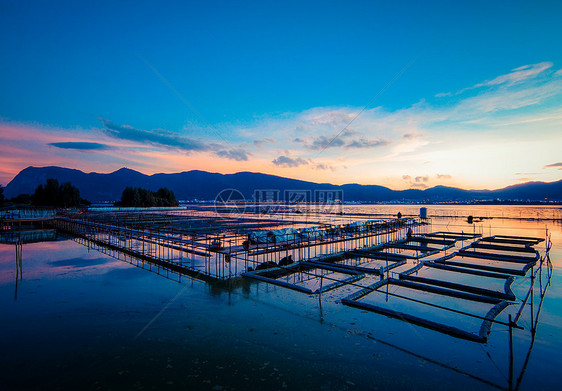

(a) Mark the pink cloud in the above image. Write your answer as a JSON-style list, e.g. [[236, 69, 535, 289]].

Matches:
[[0, 122, 127, 185]]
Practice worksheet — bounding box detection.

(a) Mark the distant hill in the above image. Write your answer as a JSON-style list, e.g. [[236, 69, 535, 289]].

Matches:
[[4, 166, 562, 202]]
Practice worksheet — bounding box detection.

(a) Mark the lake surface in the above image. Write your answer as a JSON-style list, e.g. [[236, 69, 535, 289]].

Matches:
[[1, 205, 561, 390]]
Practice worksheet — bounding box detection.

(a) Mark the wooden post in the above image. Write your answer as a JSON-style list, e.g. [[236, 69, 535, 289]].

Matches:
[[508, 314, 513, 391]]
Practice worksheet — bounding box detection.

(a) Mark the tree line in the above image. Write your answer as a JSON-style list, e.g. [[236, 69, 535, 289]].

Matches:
[[115, 186, 179, 207], [1, 180, 179, 208], [1, 179, 87, 207], [33, 179, 89, 207]]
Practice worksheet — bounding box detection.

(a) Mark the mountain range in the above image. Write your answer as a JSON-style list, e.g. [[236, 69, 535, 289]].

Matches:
[[4, 166, 562, 202]]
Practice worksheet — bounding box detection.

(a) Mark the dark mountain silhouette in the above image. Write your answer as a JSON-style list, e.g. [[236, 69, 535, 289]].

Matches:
[[4, 166, 562, 202]]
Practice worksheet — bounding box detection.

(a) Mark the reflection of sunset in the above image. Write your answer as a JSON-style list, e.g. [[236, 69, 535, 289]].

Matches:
[[0, 204, 560, 390], [0, 239, 126, 284]]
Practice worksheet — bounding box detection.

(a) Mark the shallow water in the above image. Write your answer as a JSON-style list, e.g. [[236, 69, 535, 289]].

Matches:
[[1, 205, 561, 390]]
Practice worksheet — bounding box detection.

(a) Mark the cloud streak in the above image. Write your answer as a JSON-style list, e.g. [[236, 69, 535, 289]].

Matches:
[[436, 62, 554, 97], [216, 148, 250, 161], [101, 118, 209, 152], [474, 62, 553, 88], [306, 136, 345, 151], [305, 134, 390, 151], [100, 118, 251, 161], [345, 138, 390, 149], [272, 156, 309, 168], [253, 138, 276, 147], [49, 142, 111, 150]]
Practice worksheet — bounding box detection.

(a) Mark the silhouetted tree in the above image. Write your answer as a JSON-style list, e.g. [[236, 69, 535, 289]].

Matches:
[[32, 179, 84, 207], [117, 186, 179, 207], [59, 182, 81, 207], [11, 193, 32, 205], [156, 187, 178, 206], [138, 188, 156, 207], [120, 187, 138, 206], [34, 179, 60, 206]]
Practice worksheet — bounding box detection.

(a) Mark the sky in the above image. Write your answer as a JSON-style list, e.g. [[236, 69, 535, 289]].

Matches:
[[1, 0, 561, 190]]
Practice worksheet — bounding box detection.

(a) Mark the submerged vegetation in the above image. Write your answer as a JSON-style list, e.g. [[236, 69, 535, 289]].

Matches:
[[116, 186, 179, 207]]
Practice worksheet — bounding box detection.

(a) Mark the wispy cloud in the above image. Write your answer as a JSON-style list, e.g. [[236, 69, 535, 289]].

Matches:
[[436, 62, 554, 98], [272, 156, 309, 168], [345, 138, 390, 149], [453, 81, 561, 115], [253, 138, 276, 147], [401, 133, 422, 140], [100, 118, 251, 161], [100, 118, 209, 152], [304, 134, 389, 151], [474, 62, 553, 88], [49, 142, 111, 150], [306, 135, 345, 150], [544, 162, 562, 170], [216, 148, 250, 161], [315, 163, 336, 171]]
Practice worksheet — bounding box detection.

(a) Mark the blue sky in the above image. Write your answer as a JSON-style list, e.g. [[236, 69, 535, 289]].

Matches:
[[1, 0, 561, 189]]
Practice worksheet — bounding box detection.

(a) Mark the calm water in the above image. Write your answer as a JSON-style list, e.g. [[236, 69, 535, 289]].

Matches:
[[1, 205, 561, 390]]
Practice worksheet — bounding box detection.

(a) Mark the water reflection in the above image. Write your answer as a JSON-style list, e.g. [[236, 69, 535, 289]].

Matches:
[[61, 222, 553, 390], [0, 229, 58, 300], [14, 239, 22, 300], [0, 208, 560, 390]]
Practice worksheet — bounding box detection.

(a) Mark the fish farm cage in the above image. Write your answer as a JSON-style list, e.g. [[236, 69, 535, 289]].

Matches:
[[0, 204, 555, 390]]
